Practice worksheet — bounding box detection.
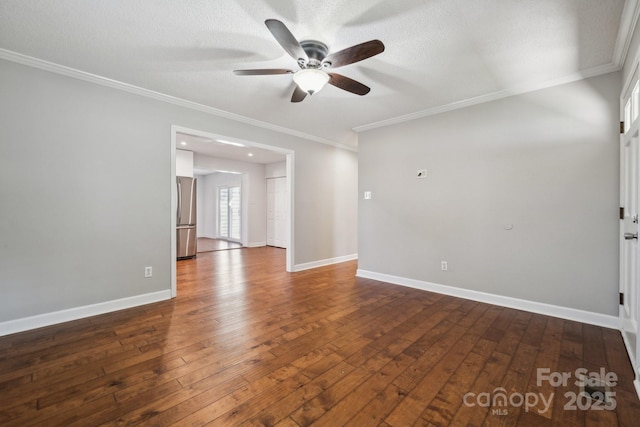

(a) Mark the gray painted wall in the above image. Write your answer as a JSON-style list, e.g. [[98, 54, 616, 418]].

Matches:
[[0, 58, 358, 323], [297, 146, 359, 261], [358, 72, 621, 315]]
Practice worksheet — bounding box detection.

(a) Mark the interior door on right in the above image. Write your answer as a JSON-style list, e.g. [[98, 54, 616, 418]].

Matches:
[[267, 177, 288, 248], [620, 77, 640, 380]]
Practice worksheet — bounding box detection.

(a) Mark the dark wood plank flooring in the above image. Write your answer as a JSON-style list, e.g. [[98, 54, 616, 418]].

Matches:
[[0, 247, 639, 426]]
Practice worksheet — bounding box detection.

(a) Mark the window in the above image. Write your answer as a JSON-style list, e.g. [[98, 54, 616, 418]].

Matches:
[[625, 98, 631, 133], [219, 186, 241, 241]]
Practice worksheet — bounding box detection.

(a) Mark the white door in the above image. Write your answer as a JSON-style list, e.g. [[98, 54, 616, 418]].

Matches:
[[620, 77, 640, 380], [266, 179, 275, 246], [267, 177, 288, 248]]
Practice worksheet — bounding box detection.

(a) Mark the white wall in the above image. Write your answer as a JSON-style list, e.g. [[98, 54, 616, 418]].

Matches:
[[0, 58, 358, 329], [266, 161, 287, 178], [194, 154, 266, 247], [176, 149, 193, 177], [358, 72, 621, 317]]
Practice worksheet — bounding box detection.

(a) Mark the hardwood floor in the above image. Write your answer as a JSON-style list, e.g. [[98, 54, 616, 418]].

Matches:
[[1, 247, 639, 426], [196, 238, 243, 253]]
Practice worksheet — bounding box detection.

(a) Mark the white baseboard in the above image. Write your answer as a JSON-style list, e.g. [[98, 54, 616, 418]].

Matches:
[[621, 330, 638, 375], [294, 253, 358, 272], [248, 241, 266, 248], [356, 269, 618, 329], [621, 330, 640, 400], [0, 290, 172, 337]]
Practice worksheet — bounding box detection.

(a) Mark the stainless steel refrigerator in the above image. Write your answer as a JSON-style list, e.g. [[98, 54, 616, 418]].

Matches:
[[177, 176, 197, 259]]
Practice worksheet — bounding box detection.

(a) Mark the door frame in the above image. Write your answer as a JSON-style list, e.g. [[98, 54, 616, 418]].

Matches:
[[620, 61, 640, 397], [170, 125, 295, 297]]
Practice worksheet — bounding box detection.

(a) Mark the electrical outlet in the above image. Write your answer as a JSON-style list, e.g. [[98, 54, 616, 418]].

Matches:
[[417, 169, 427, 179], [441, 261, 448, 271], [364, 191, 372, 200], [144, 266, 152, 278]]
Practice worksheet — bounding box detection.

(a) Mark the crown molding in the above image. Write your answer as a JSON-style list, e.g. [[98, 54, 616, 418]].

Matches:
[[0, 48, 357, 152], [353, 62, 621, 133], [355, 0, 639, 133]]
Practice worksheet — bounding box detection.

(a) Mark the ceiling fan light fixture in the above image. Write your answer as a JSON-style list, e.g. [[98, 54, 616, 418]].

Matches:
[[293, 69, 330, 95]]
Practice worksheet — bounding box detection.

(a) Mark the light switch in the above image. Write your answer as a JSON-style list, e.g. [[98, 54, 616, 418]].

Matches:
[[364, 191, 372, 200]]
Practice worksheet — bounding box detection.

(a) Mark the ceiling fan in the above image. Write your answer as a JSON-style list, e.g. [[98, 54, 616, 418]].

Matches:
[[234, 19, 385, 103]]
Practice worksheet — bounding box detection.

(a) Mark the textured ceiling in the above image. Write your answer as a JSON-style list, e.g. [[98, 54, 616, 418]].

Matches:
[[0, 0, 630, 148]]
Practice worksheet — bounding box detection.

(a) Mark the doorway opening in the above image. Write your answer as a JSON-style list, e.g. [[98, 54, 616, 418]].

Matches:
[[170, 125, 295, 297], [195, 182, 244, 253], [219, 185, 242, 241], [195, 170, 245, 254]]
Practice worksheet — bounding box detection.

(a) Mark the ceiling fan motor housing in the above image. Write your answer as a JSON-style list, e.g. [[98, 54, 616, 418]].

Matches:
[[233, 20, 383, 102], [300, 40, 329, 69]]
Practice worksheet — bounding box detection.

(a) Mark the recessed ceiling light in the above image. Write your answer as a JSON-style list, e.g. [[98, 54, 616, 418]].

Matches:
[[180, 141, 187, 146], [248, 153, 254, 157], [217, 139, 245, 147], [216, 170, 242, 174]]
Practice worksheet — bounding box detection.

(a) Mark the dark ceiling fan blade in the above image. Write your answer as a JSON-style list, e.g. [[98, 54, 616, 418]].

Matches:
[[233, 69, 294, 75], [265, 19, 309, 63], [291, 85, 307, 103], [327, 73, 371, 96], [323, 40, 385, 68]]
